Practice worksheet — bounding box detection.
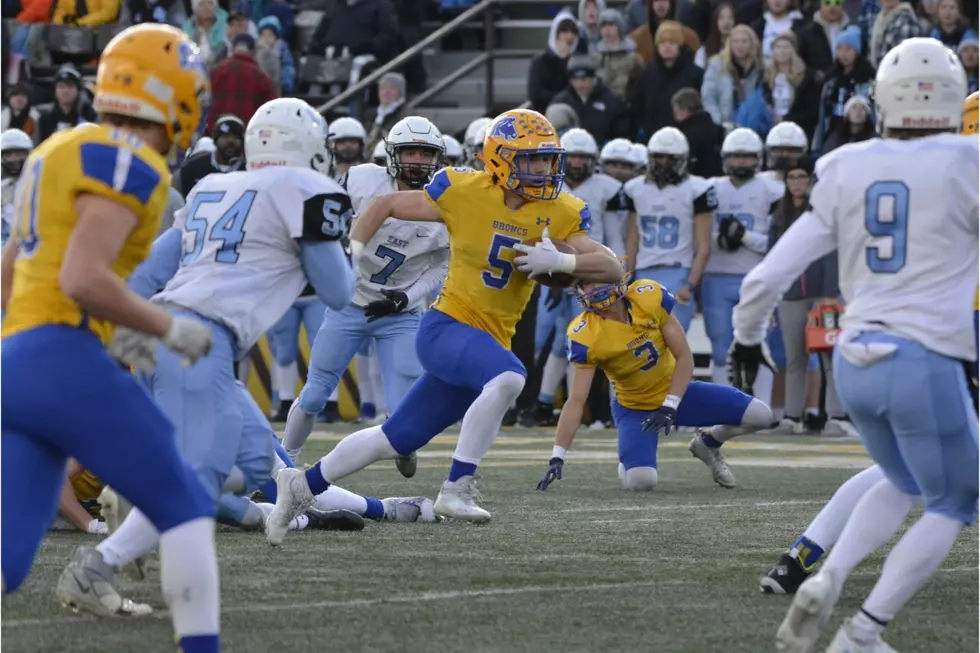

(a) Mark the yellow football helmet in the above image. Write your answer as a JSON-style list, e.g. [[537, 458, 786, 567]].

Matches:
[[94, 24, 209, 150], [575, 274, 630, 313], [482, 109, 566, 201], [963, 91, 978, 135]]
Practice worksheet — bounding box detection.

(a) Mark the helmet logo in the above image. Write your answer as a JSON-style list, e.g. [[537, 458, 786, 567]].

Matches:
[[490, 116, 520, 141]]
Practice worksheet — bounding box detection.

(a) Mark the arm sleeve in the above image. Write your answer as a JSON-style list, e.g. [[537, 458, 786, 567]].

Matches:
[[741, 218, 771, 254], [423, 168, 455, 228], [297, 192, 353, 242], [405, 248, 449, 305], [128, 227, 182, 299], [300, 240, 356, 311], [75, 143, 165, 216]]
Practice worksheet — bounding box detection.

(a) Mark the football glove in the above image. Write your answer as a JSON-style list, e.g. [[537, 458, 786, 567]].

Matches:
[[162, 317, 213, 367], [716, 216, 746, 252], [364, 289, 409, 322], [641, 405, 677, 437], [108, 327, 158, 371], [535, 457, 564, 490], [727, 340, 776, 394], [544, 286, 565, 311]]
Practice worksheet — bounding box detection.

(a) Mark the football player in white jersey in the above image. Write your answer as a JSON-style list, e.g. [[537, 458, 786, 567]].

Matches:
[[599, 138, 640, 183], [729, 39, 978, 652], [372, 140, 387, 166], [702, 128, 783, 386], [328, 116, 367, 179], [624, 127, 716, 332], [281, 116, 449, 465], [0, 128, 32, 244], [762, 121, 808, 185], [629, 142, 648, 177], [441, 134, 463, 166], [462, 116, 492, 169]]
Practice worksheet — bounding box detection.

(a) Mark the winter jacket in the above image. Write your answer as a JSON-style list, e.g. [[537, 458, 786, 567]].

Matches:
[[51, 0, 119, 25], [577, 0, 607, 53], [173, 150, 246, 198], [676, 109, 724, 179], [701, 55, 762, 126], [812, 56, 875, 154], [183, 10, 230, 53], [528, 10, 580, 113], [929, 24, 969, 49], [35, 99, 97, 145], [119, 0, 187, 26], [749, 10, 804, 63], [594, 36, 644, 102], [734, 69, 822, 138], [630, 46, 704, 139], [630, 20, 700, 63], [793, 12, 849, 81], [769, 205, 839, 301], [308, 0, 399, 62], [550, 79, 630, 145], [869, 2, 923, 67]]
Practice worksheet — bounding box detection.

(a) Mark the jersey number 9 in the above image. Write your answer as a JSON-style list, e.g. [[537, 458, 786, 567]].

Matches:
[[864, 181, 908, 274]]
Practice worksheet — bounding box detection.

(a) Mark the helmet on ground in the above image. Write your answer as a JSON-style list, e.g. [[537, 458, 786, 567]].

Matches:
[[94, 24, 209, 151], [722, 128, 763, 179], [463, 116, 492, 163], [560, 128, 598, 182], [1, 128, 33, 177], [764, 121, 807, 171], [647, 127, 689, 185], [245, 98, 329, 172], [328, 117, 367, 164], [962, 91, 978, 134], [441, 134, 463, 164], [874, 37, 966, 132], [483, 109, 565, 201], [385, 116, 445, 189]]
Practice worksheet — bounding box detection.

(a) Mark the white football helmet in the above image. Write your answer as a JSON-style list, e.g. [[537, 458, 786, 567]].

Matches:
[[560, 128, 598, 182], [598, 138, 637, 181], [385, 116, 445, 189], [1, 128, 32, 178], [647, 127, 689, 185], [328, 116, 367, 164], [244, 98, 329, 173], [875, 37, 967, 132], [463, 116, 492, 164], [630, 143, 648, 170], [721, 127, 763, 179], [764, 121, 807, 171], [441, 134, 463, 165], [372, 140, 387, 166]]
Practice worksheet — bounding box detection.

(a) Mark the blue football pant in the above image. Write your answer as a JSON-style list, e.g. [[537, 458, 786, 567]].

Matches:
[[701, 272, 744, 367], [266, 297, 326, 366]]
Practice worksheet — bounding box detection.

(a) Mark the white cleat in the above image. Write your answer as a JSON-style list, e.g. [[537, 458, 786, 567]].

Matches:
[[826, 619, 898, 653], [689, 431, 736, 488], [381, 496, 439, 522], [56, 547, 153, 618], [823, 419, 859, 438], [776, 569, 842, 653], [265, 467, 315, 546], [97, 487, 148, 581], [433, 476, 490, 523]]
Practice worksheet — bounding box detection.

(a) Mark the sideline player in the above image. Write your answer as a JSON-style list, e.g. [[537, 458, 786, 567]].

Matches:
[[729, 38, 977, 652], [282, 116, 449, 464], [1, 24, 220, 651], [535, 278, 772, 492], [267, 108, 624, 540], [1, 128, 32, 244]]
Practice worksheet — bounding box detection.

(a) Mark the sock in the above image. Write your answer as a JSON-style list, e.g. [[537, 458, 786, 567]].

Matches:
[[361, 402, 377, 419], [282, 399, 316, 459], [269, 365, 281, 416], [97, 508, 160, 568], [304, 465, 330, 496], [450, 371, 525, 476], [540, 354, 566, 401], [537, 393, 555, 405], [215, 494, 250, 527], [448, 459, 477, 482], [364, 497, 384, 520], [236, 356, 251, 385], [822, 479, 917, 581], [369, 353, 386, 414], [751, 365, 773, 406], [802, 465, 888, 552], [707, 398, 773, 443], [237, 501, 267, 530], [328, 386, 340, 402], [259, 478, 278, 502], [859, 511, 963, 623], [160, 518, 219, 648], [311, 485, 369, 516], [788, 535, 824, 572], [772, 407, 785, 422], [357, 355, 375, 407], [277, 363, 298, 401], [711, 364, 728, 386], [318, 424, 398, 483], [700, 431, 724, 448], [848, 609, 888, 644]]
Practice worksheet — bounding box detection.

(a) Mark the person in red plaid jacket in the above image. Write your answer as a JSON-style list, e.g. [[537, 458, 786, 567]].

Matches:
[[208, 34, 277, 133]]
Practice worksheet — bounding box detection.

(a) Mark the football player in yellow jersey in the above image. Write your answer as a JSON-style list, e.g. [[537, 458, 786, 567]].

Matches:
[[536, 278, 773, 492], [268, 108, 623, 527], [0, 24, 221, 652]]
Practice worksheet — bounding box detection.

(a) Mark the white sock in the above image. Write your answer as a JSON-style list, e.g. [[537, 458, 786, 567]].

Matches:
[[751, 365, 773, 406], [540, 355, 566, 401], [283, 399, 316, 458], [708, 398, 773, 442], [159, 518, 219, 638], [329, 385, 339, 402], [452, 371, 525, 465], [822, 479, 917, 581], [269, 364, 281, 417], [357, 354, 375, 406], [859, 511, 963, 625], [236, 355, 251, 385], [318, 424, 397, 483], [238, 501, 267, 530], [221, 465, 245, 494], [278, 363, 298, 401], [803, 465, 888, 549], [96, 508, 160, 568], [312, 485, 369, 515], [711, 364, 728, 386], [369, 353, 386, 413]]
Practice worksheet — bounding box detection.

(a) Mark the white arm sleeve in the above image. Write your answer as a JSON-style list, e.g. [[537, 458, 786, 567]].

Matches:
[[405, 248, 450, 305], [741, 215, 771, 254]]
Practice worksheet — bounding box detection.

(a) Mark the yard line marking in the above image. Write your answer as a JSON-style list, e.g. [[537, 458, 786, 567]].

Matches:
[[558, 499, 827, 513]]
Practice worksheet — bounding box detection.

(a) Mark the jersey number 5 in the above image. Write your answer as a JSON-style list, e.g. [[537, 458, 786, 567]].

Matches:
[[864, 181, 908, 274], [183, 190, 257, 265], [483, 233, 523, 290]]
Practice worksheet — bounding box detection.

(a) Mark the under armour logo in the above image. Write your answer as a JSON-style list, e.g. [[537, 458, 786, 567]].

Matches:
[[536, 217, 550, 226]]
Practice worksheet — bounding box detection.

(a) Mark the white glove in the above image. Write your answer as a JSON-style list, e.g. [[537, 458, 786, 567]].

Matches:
[[513, 228, 575, 278], [162, 317, 213, 367], [86, 519, 109, 535], [108, 327, 158, 371]]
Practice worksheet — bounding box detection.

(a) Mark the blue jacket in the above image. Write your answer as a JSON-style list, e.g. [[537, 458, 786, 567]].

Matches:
[[733, 87, 773, 138]]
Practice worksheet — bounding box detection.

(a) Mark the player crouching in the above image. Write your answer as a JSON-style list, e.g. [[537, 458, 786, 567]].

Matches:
[[536, 277, 772, 491]]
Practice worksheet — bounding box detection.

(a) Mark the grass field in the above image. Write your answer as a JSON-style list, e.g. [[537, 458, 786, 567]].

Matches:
[[2, 426, 977, 653]]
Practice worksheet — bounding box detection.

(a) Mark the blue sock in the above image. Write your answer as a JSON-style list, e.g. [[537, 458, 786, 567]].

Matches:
[[701, 432, 723, 448], [361, 402, 376, 419], [259, 478, 278, 502], [448, 459, 477, 483], [304, 465, 330, 496], [364, 496, 385, 520], [789, 535, 825, 572], [538, 393, 554, 404], [177, 634, 219, 653]]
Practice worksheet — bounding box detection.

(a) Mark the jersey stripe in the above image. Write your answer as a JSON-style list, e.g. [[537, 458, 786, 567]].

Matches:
[[425, 168, 451, 203], [568, 339, 589, 365], [577, 205, 592, 233], [80, 143, 160, 205], [660, 288, 675, 315]]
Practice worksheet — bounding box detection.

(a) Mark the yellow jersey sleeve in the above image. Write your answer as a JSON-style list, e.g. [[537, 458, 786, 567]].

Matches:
[[423, 166, 471, 231], [549, 192, 592, 242], [72, 134, 170, 219], [566, 316, 595, 367], [629, 281, 675, 325]]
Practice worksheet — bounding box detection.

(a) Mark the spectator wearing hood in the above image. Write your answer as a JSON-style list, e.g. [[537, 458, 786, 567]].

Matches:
[[630, 21, 704, 139], [51, 0, 119, 25], [594, 8, 644, 102], [630, 0, 700, 63], [671, 87, 724, 178], [793, 0, 850, 83], [183, 0, 230, 61], [528, 12, 581, 113], [869, 0, 923, 67], [749, 0, 804, 64], [2, 83, 41, 140], [550, 55, 630, 144], [820, 94, 874, 153], [257, 15, 296, 94], [812, 25, 874, 154], [701, 24, 763, 127], [578, 0, 607, 53], [35, 67, 97, 145], [928, 0, 969, 49], [960, 32, 978, 94]]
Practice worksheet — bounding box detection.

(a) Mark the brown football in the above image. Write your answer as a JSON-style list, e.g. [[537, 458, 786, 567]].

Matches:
[[521, 237, 578, 288]]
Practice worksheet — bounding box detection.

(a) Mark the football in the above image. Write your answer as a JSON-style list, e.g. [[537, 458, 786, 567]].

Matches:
[[521, 237, 578, 288]]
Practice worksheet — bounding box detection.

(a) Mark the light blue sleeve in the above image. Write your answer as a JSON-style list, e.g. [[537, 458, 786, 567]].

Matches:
[[129, 227, 182, 299], [300, 240, 355, 311]]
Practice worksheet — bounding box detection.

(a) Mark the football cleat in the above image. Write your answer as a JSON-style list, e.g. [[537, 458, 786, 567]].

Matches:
[[56, 547, 153, 618], [760, 553, 812, 595], [395, 451, 418, 478], [304, 507, 366, 531], [98, 487, 148, 581], [434, 476, 490, 523], [689, 431, 736, 488], [775, 569, 842, 652], [381, 496, 439, 522], [826, 619, 898, 653], [266, 468, 315, 546]]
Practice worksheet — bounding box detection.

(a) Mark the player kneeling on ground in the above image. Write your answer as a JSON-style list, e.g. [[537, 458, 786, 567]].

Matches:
[[536, 277, 772, 492]]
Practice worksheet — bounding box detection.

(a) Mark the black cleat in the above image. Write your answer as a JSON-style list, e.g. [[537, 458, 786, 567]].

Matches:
[[501, 406, 518, 427], [759, 553, 812, 595], [319, 400, 342, 423], [304, 508, 366, 531], [395, 451, 418, 478], [272, 400, 292, 422], [519, 402, 557, 428]]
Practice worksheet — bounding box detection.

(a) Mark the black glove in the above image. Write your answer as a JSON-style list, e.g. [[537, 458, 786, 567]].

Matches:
[[717, 216, 746, 252], [545, 286, 564, 311], [364, 289, 409, 323], [536, 457, 564, 490], [641, 405, 677, 436], [727, 341, 775, 395]]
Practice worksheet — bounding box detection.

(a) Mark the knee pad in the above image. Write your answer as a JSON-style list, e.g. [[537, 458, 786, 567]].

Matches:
[[485, 370, 525, 403], [742, 398, 774, 428], [622, 466, 658, 492]]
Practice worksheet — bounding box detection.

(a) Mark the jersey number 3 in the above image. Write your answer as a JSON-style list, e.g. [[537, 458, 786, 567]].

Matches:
[[864, 181, 908, 274], [183, 190, 257, 265]]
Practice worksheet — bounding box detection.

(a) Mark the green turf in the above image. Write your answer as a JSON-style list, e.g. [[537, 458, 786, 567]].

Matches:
[[2, 427, 976, 652]]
